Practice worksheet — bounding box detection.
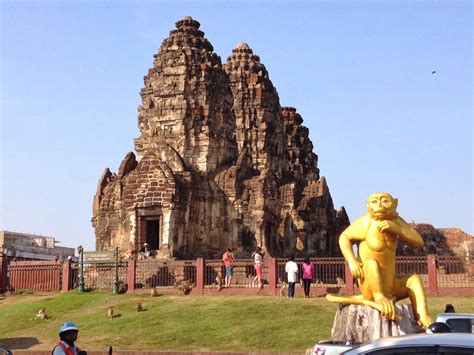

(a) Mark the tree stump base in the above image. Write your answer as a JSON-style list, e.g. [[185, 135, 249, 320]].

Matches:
[[330, 304, 423, 344]]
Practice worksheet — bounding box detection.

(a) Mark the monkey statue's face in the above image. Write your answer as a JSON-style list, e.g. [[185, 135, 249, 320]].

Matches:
[[366, 192, 398, 220]]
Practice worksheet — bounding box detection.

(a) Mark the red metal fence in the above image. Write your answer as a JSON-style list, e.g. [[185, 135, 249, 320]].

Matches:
[[71, 261, 128, 290], [437, 255, 474, 289], [276, 257, 347, 288], [204, 259, 262, 288], [1, 255, 473, 296], [7, 260, 62, 291], [134, 259, 196, 288], [396, 256, 429, 288]]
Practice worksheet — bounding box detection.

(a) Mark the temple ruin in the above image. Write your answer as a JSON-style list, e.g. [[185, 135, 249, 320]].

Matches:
[[92, 16, 349, 258]]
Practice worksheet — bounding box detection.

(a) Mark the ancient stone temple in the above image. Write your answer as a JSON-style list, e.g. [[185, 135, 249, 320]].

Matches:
[[92, 16, 349, 258]]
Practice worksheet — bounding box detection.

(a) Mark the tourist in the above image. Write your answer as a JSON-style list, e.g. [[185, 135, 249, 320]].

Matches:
[[301, 257, 313, 298], [285, 255, 298, 298], [444, 304, 455, 313], [222, 248, 234, 287], [251, 247, 265, 288], [139, 243, 151, 259], [52, 321, 87, 355]]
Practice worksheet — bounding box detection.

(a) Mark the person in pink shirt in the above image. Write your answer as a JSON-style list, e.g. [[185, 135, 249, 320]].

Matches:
[[301, 257, 314, 298], [222, 248, 234, 287]]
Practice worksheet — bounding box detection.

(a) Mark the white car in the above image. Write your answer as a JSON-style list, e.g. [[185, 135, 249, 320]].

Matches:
[[311, 341, 351, 355], [341, 333, 474, 354], [311, 313, 474, 355], [435, 313, 474, 334]]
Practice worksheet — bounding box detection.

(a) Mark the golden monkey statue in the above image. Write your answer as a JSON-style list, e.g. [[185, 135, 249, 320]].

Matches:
[[326, 192, 432, 328]]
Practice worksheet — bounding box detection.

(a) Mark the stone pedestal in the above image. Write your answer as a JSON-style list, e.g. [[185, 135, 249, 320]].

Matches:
[[330, 304, 422, 343]]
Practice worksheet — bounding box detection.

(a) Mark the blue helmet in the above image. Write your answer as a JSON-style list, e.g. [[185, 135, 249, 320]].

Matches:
[[59, 321, 79, 333]]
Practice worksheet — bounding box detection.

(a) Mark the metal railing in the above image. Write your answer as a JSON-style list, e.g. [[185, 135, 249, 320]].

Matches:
[[276, 258, 346, 287], [2, 255, 473, 294], [396, 256, 429, 288], [437, 255, 473, 288], [204, 259, 265, 288], [71, 261, 128, 290], [7, 260, 62, 291], [135, 259, 196, 288]]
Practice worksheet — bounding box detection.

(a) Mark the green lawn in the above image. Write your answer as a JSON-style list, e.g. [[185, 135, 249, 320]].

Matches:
[[0, 291, 472, 352]]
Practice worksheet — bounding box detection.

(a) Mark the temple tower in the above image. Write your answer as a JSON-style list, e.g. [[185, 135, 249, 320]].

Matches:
[[92, 17, 349, 258]]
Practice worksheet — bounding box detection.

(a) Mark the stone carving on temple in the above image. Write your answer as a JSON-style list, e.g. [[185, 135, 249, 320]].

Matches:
[[92, 16, 349, 258]]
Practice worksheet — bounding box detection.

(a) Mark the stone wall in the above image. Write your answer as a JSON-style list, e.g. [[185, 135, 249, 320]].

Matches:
[[92, 16, 349, 259], [399, 223, 474, 258]]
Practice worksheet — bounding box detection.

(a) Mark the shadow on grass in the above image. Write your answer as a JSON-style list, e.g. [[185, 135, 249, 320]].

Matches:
[[0, 337, 40, 350], [76, 288, 93, 293], [325, 287, 342, 294]]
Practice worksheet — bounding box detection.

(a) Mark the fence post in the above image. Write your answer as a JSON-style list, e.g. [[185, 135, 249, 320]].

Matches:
[[344, 262, 354, 295], [427, 254, 438, 296], [113, 247, 120, 294], [0, 248, 7, 292], [61, 261, 71, 292], [127, 259, 136, 294], [196, 258, 204, 295], [268, 257, 277, 295]]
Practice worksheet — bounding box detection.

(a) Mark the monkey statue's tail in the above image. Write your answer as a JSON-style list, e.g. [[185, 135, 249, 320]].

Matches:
[[325, 294, 401, 321]]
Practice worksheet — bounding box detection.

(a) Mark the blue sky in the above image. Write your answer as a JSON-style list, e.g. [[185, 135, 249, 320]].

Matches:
[[1, 1, 472, 250]]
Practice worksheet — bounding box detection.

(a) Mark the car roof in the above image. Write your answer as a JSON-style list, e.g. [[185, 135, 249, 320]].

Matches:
[[436, 313, 474, 321], [344, 334, 474, 354]]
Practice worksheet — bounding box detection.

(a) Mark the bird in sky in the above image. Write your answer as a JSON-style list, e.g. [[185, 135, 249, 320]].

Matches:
[[432, 70, 436, 74]]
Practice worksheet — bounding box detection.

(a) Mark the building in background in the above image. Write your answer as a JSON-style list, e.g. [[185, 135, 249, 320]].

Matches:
[[0, 231, 75, 261]]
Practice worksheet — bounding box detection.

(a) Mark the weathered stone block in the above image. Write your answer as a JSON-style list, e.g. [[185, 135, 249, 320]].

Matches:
[[330, 304, 422, 344]]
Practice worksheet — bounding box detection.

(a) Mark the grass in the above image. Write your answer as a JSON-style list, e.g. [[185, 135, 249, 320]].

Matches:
[[0, 291, 473, 352]]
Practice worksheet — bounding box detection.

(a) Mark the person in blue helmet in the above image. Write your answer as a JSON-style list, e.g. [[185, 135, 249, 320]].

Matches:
[[52, 321, 87, 355]]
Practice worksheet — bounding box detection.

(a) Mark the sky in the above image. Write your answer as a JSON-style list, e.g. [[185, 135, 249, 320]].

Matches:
[[1, 0, 472, 251]]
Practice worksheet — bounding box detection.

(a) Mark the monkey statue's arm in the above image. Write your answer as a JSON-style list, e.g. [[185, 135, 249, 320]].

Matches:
[[339, 216, 369, 280], [378, 217, 424, 248], [395, 217, 424, 248]]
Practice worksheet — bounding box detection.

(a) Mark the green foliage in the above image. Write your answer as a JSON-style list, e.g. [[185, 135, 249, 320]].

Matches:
[[11, 289, 34, 296], [0, 292, 472, 352]]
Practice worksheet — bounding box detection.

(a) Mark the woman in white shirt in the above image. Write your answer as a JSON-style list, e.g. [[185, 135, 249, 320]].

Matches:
[[251, 247, 264, 288]]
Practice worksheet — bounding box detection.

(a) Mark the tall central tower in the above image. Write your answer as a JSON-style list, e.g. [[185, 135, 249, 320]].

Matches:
[[134, 16, 237, 173]]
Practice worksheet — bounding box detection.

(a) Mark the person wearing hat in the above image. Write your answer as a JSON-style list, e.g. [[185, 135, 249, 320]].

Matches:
[[52, 321, 86, 355], [139, 242, 151, 259]]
